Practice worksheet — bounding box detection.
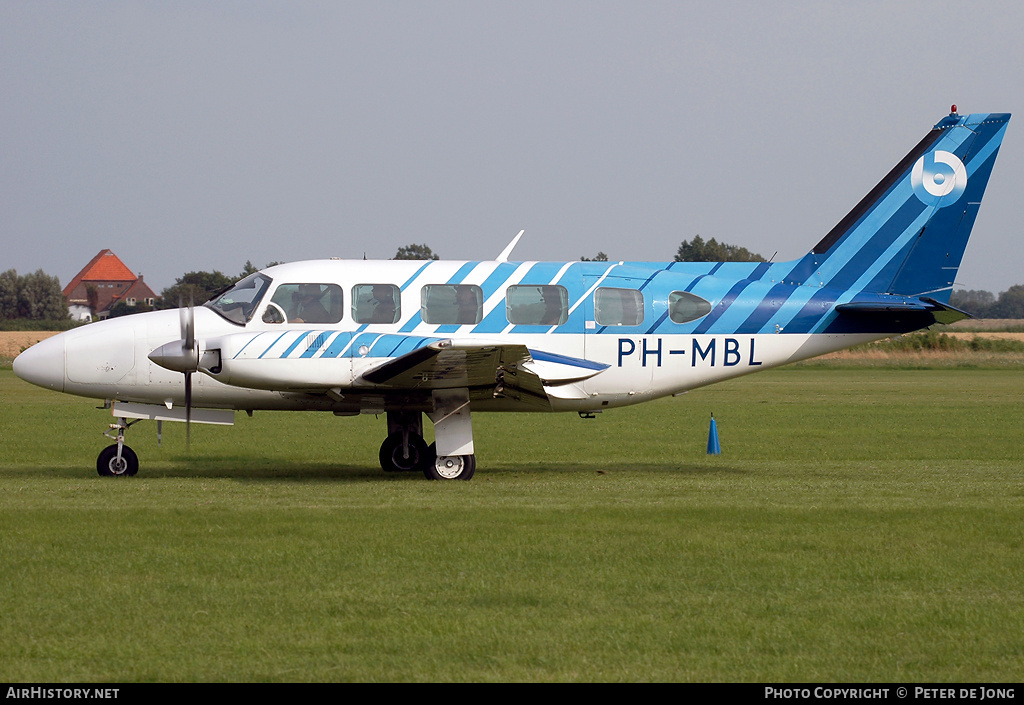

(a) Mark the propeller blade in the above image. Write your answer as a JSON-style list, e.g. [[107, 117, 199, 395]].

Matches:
[[180, 297, 195, 352], [178, 295, 195, 451], [184, 370, 192, 451]]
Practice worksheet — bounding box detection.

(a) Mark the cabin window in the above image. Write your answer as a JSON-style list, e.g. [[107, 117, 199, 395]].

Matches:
[[594, 287, 644, 326], [421, 284, 482, 325], [352, 284, 400, 324], [505, 285, 568, 325], [668, 291, 713, 323], [264, 283, 344, 324]]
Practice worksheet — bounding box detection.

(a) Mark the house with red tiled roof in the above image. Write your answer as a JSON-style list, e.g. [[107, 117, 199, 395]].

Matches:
[[63, 250, 159, 321]]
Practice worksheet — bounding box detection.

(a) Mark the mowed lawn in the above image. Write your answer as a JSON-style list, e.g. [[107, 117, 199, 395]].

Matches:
[[1, 365, 1022, 682]]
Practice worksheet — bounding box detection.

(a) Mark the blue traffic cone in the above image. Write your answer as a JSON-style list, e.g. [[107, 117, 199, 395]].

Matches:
[[707, 414, 721, 455]]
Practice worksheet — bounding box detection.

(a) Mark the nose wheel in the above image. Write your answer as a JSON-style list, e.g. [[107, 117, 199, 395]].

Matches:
[[97, 444, 139, 476], [97, 417, 140, 477]]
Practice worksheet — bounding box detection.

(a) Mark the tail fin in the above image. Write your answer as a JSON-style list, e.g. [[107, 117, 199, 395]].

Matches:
[[803, 110, 1010, 303]]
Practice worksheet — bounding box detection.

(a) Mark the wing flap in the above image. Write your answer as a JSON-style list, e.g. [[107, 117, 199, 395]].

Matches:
[[360, 339, 551, 409]]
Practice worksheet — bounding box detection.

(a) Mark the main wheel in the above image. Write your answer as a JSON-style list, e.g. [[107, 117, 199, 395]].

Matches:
[[424, 453, 476, 481], [97, 444, 139, 477], [379, 433, 431, 473]]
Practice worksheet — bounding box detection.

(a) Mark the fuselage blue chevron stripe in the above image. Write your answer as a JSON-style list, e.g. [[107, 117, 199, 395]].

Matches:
[[320, 332, 353, 358], [280, 331, 313, 358], [300, 332, 331, 358], [230, 331, 265, 359], [691, 279, 750, 335], [400, 261, 434, 290], [445, 261, 479, 285], [701, 280, 777, 335], [742, 282, 797, 334], [257, 332, 289, 359]]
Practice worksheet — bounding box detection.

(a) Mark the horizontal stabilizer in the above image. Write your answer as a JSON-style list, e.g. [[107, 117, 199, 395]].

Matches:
[[836, 297, 971, 327]]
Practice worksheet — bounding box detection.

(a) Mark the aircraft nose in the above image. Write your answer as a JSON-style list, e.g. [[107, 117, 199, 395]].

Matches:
[[13, 334, 65, 392]]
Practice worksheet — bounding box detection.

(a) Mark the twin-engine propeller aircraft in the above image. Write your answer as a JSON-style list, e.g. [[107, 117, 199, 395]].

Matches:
[[14, 108, 1010, 480]]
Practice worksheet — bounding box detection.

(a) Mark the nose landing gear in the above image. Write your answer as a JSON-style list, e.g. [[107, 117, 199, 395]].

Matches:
[[97, 418, 140, 477]]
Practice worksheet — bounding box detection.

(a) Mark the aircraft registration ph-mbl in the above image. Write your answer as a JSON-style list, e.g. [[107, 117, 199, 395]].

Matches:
[[14, 108, 1011, 480]]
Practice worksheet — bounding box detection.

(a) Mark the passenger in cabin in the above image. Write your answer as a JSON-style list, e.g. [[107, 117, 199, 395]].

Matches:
[[455, 286, 481, 325], [291, 284, 331, 324], [540, 286, 563, 325], [369, 285, 397, 324]]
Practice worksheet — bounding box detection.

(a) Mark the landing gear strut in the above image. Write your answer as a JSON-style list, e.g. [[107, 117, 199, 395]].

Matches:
[[379, 432, 432, 472], [378, 411, 434, 473], [378, 409, 476, 480], [97, 418, 139, 477]]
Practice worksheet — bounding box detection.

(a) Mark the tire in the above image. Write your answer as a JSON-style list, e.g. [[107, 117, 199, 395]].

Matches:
[[424, 453, 476, 481], [379, 432, 430, 473], [97, 444, 139, 477]]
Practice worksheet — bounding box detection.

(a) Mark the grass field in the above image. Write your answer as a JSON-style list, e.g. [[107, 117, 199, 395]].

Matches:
[[1, 363, 1022, 682]]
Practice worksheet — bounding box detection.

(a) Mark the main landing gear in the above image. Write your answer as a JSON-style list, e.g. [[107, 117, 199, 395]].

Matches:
[[97, 417, 139, 477], [378, 410, 475, 480]]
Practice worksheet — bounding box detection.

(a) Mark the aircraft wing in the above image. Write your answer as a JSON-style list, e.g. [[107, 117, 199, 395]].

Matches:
[[360, 339, 552, 408]]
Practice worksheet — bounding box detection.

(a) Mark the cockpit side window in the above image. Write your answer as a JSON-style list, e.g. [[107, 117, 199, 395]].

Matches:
[[263, 283, 344, 324], [205, 273, 272, 325], [352, 284, 401, 324]]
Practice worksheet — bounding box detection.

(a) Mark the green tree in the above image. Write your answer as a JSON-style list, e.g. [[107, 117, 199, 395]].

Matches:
[[238, 260, 260, 278], [108, 299, 155, 318], [674, 235, 765, 263], [949, 289, 996, 317], [0, 269, 20, 319], [393, 244, 439, 260], [580, 252, 609, 261], [14, 269, 67, 320], [238, 260, 284, 279], [159, 270, 235, 309], [989, 285, 1024, 319]]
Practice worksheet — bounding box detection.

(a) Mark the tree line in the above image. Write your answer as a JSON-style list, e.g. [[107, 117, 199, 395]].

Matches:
[[4, 239, 1022, 322], [948, 287, 1024, 319], [0, 269, 67, 322]]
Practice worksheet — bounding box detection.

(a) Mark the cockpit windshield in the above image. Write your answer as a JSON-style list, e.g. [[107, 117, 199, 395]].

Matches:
[[204, 272, 272, 325]]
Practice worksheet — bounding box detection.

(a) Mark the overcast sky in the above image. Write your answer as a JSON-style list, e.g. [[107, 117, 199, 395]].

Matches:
[[2, 1, 1021, 295]]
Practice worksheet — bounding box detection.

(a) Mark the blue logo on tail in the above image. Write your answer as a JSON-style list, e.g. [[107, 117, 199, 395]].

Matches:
[[911, 150, 967, 207]]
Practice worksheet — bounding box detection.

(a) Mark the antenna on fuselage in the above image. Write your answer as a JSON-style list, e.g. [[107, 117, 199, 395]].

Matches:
[[496, 230, 525, 262]]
